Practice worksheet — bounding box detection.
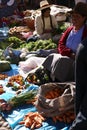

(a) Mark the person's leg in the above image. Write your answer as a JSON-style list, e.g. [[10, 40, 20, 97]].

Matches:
[[75, 40, 87, 115], [69, 90, 87, 130], [69, 38, 87, 130], [69, 111, 87, 130]]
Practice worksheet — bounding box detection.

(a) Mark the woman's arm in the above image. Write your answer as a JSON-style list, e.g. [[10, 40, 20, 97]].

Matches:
[[58, 26, 74, 57], [34, 15, 43, 35]]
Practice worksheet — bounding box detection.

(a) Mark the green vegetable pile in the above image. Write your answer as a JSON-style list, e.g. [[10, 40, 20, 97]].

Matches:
[[0, 49, 4, 60], [19, 39, 57, 51], [0, 36, 26, 49], [0, 36, 57, 51], [8, 90, 37, 108], [57, 22, 69, 34]]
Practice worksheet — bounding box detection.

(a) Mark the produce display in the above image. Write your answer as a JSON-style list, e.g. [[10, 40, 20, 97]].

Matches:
[[0, 85, 5, 94], [7, 74, 25, 86], [0, 36, 26, 49], [5, 74, 37, 93], [0, 49, 4, 60], [0, 90, 37, 111], [0, 73, 8, 80], [0, 73, 37, 111], [19, 111, 45, 129], [52, 110, 75, 123], [8, 90, 37, 108], [45, 87, 75, 123], [9, 26, 30, 35], [0, 11, 73, 130], [19, 39, 57, 51], [0, 99, 12, 112], [26, 66, 51, 85], [45, 87, 64, 99], [0, 36, 57, 53]]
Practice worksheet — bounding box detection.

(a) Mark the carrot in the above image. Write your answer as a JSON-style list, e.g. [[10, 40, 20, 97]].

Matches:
[[52, 109, 75, 123], [34, 116, 42, 124], [38, 114, 45, 121], [54, 91, 59, 97], [49, 91, 55, 98], [30, 122, 36, 130], [45, 88, 64, 99], [25, 112, 33, 117], [36, 123, 42, 128], [19, 121, 25, 124], [45, 95, 52, 99], [25, 117, 31, 127], [19, 112, 45, 129]]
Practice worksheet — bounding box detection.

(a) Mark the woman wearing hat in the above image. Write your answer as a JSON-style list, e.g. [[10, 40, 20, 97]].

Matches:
[[20, 2, 87, 83], [42, 2, 87, 82], [34, 0, 58, 41]]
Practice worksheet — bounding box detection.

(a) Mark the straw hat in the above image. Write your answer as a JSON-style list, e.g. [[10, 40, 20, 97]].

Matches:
[[38, 0, 52, 10], [68, 2, 87, 16]]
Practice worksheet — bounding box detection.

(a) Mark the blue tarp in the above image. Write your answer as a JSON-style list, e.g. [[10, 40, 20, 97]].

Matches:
[[0, 64, 71, 130]]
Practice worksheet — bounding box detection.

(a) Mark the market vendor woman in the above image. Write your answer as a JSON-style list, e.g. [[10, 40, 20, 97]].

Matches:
[[19, 2, 87, 83], [34, 0, 58, 41], [42, 2, 87, 82], [0, 0, 17, 18]]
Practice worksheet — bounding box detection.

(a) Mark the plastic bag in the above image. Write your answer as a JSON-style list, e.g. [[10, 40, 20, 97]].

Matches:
[[19, 56, 45, 74]]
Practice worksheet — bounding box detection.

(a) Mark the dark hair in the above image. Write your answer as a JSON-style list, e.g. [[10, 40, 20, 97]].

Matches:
[[41, 7, 50, 14]]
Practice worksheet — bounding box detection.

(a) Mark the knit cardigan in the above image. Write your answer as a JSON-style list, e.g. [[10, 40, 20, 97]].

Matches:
[[58, 25, 87, 57]]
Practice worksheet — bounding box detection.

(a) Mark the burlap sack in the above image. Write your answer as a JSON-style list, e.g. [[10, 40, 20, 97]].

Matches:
[[35, 82, 75, 117]]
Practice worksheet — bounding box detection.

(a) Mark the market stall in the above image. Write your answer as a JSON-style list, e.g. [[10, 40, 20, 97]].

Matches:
[[0, 3, 75, 130], [0, 64, 75, 130]]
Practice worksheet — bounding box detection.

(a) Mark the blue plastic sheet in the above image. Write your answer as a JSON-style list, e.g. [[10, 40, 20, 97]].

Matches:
[[0, 64, 71, 130]]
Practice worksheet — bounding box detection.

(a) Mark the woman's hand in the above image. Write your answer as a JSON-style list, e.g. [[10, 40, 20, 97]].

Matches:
[[70, 53, 75, 60]]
